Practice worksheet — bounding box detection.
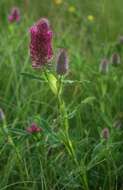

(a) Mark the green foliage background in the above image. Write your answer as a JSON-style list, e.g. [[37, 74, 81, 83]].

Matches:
[[0, 0, 123, 189]]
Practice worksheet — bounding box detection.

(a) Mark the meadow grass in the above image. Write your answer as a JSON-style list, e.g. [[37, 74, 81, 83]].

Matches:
[[0, 0, 123, 189]]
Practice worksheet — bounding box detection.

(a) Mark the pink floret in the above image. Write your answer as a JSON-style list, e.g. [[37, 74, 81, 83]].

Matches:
[[26, 123, 42, 134]]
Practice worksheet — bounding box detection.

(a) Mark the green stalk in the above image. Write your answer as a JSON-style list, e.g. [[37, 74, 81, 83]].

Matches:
[[43, 69, 89, 189], [100, 77, 107, 113], [57, 76, 89, 190], [57, 76, 75, 158]]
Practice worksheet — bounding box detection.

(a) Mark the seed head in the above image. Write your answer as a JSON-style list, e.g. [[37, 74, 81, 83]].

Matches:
[[29, 18, 53, 68], [56, 49, 69, 75], [99, 58, 109, 74]]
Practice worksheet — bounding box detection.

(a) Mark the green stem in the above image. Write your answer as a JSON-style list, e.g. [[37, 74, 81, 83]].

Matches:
[[43, 69, 89, 189], [57, 76, 89, 190]]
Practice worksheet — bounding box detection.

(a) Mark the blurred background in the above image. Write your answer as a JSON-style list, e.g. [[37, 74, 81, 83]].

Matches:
[[1, 0, 123, 42]]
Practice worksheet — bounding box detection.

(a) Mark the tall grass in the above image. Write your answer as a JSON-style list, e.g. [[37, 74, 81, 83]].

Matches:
[[0, 0, 123, 189]]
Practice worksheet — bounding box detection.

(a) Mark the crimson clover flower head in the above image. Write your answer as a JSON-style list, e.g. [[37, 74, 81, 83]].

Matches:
[[56, 48, 69, 75], [8, 7, 20, 23], [29, 18, 53, 68], [26, 123, 42, 134]]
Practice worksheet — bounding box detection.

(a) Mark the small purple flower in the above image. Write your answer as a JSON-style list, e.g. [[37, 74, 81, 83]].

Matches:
[[29, 18, 53, 68], [111, 53, 121, 66], [99, 58, 109, 74], [102, 128, 110, 140], [26, 123, 42, 134], [8, 7, 20, 23], [56, 49, 69, 75]]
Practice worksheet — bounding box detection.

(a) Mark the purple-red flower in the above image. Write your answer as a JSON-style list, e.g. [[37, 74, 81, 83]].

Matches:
[[26, 123, 42, 134], [29, 18, 53, 68], [8, 7, 20, 23]]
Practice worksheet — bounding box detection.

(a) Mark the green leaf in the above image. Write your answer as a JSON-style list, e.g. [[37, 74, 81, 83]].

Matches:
[[63, 80, 90, 84], [44, 72, 58, 95], [21, 72, 45, 82], [81, 96, 96, 104]]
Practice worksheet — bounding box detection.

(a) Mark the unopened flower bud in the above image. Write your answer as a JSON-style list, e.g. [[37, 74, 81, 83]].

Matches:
[[111, 53, 121, 66], [118, 36, 123, 44], [99, 58, 109, 74], [8, 7, 20, 23], [102, 128, 110, 140], [0, 108, 5, 121], [56, 49, 69, 75]]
